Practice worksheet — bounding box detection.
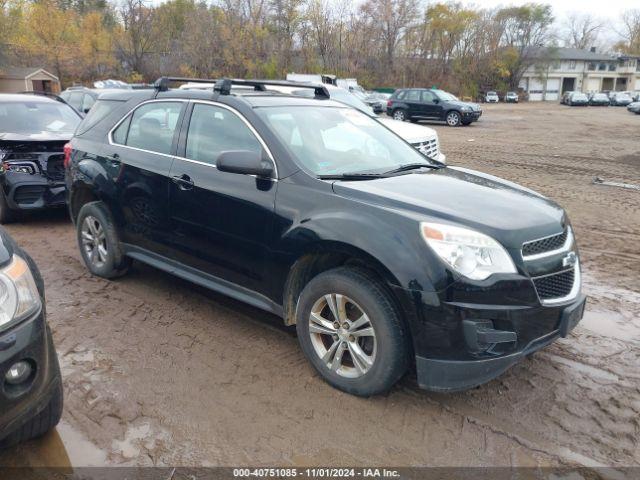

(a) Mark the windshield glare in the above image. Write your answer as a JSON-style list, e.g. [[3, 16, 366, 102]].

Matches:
[[0, 101, 80, 136], [257, 106, 433, 176]]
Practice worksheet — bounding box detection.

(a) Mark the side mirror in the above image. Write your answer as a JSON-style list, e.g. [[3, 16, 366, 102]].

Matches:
[[216, 150, 274, 177], [433, 98, 440, 104]]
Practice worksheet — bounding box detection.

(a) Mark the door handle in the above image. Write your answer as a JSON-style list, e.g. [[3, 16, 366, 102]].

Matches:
[[172, 174, 194, 190]]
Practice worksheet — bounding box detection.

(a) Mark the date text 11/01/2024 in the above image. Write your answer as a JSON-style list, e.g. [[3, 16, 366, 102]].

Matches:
[[233, 468, 401, 478]]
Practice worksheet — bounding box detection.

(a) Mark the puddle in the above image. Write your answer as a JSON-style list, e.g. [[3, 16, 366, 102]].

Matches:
[[578, 310, 640, 343], [0, 420, 106, 467]]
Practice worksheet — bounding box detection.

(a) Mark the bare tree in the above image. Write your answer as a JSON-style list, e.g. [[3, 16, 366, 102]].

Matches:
[[562, 13, 604, 50], [115, 0, 156, 75], [615, 9, 640, 53]]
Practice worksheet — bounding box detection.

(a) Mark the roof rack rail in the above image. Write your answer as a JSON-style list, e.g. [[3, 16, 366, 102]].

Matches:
[[154, 76, 219, 92], [213, 78, 330, 99]]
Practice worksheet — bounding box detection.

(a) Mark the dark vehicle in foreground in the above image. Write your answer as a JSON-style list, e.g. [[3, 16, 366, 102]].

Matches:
[[589, 93, 610, 106], [566, 92, 588, 106], [0, 94, 82, 223], [386, 88, 482, 126], [0, 227, 63, 447], [504, 92, 519, 103], [66, 77, 585, 395]]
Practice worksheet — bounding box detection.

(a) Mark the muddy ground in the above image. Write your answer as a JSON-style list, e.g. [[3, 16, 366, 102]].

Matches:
[[0, 102, 638, 468]]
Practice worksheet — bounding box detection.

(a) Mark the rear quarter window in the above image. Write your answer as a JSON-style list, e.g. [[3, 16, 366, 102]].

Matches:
[[75, 99, 126, 135]]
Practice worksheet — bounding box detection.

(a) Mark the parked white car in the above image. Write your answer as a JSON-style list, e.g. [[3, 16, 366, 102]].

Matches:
[[177, 80, 446, 164], [485, 91, 499, 103]]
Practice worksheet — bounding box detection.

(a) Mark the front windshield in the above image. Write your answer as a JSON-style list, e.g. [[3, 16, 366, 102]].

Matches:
[[256, 106, 434, 176], [573, 93, 588, 101], [433, 90, 458, 101], [0, 100, 80, 136]]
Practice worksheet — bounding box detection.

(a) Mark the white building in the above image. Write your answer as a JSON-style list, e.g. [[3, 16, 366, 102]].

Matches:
[[519, 48, 640, 101]]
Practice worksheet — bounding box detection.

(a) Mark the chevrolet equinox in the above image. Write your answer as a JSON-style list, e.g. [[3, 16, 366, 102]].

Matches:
[[65, 78, 586, 396]]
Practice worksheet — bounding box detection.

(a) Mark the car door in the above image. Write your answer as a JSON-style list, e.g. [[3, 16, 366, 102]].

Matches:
[[105, 100, 185, 257], [403, 89, 424, 117], [168, 101, 277, 294], [420, 90, 440, 118]]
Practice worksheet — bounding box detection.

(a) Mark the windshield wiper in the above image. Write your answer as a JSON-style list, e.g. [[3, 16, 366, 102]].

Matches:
[[384, 163, 442, 174], [318, 172, 388, 180]]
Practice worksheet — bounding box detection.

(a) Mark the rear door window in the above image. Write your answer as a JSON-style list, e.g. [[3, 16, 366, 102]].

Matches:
[[404, 90, 421, 102], [124, 102, 183, 155]]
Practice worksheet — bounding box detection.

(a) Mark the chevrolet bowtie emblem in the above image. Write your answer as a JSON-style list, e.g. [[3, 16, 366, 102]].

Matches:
[[562, 251, 577, 268]]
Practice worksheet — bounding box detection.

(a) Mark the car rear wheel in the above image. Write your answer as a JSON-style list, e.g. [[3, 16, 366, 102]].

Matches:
[[0, 191, 17, 224], [295, 267, 409, 397], [392, 109, 407, 121], [76, 201, 131, 279], [446, 111, 461, 126]]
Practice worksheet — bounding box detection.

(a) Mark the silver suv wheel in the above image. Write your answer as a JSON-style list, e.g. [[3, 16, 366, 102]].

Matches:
[[81, 215, 108, 268], [308, 293, 377, 378]]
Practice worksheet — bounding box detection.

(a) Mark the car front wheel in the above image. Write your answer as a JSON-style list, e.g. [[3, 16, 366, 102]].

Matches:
[[295, 267, 409, 396], [446, 111, 462, 126], [392, 109, 407, 121]]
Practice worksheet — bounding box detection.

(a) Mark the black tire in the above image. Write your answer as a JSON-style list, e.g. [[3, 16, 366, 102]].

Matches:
[[0, 373, 63, 449], [392, 109, 407, 122], [295, 267, 410, 397], [76, 201, 131, 279], [445, 110, 461, 127], [0, 190, 17, 224]]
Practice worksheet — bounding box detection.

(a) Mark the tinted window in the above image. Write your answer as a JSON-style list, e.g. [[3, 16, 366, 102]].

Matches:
[[78, 99, 125, 135], [125, 102, 182, 155], [112, 114, 131, 144], [421, 91, 435, 103], [82, 94, 95, 112], [404, 90, 420, 101], [185, 104, 261, 165], [68, 92, 83, 110]]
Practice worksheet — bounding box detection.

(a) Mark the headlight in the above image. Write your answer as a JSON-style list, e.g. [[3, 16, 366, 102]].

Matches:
[[420, 222, 516, 280], [461, 106, 471, 112], [0, 255, 41, 330]]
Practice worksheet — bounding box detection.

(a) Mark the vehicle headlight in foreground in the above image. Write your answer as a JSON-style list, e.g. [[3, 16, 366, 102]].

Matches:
[[0, 255, 41, 330], [421, 222, 516, 280]]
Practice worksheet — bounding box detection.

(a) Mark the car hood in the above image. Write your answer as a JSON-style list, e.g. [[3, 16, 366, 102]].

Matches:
[[377, 117, 437, 143], [448, 100, 481, 111], [332, 166, 566, 248], [0, 226, 15, 268], [0, 132, 73, 142]]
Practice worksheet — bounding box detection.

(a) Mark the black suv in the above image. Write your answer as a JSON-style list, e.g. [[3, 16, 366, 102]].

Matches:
[[386, 88, 482, 126], [0, 226, 63, 447], [66, 78, 585, 396]]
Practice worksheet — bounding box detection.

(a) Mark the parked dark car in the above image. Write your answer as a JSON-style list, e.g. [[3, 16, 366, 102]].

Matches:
[[386, 88, 482, 126], [66, 78, 585, 396], [0, 93, 82, 223], [566, 92, 589, 106], [589, 93, 610, 106], [0, 226, 63, 448], [504, 92, 519, 103], [560, 91, 575, 105], [60, 86, 134, 114], [627, 102, 640, 114]]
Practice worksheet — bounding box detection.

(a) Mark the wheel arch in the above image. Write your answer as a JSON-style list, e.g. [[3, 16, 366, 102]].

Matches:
[[282, 241, 403, 326]]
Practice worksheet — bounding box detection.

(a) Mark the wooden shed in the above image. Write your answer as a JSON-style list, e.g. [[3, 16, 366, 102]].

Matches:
[[0, 67, 61, 94]]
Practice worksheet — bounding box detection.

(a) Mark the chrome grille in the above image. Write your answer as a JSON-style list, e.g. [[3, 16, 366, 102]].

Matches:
[[411, 138, 439, 159], [533, 268, 575, 300], [522, 229, 567, 257]]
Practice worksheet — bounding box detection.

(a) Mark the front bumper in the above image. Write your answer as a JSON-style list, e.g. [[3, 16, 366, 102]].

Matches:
[[1, 174, 66, 211], [462, 111, 482, 122], [392, 279, 586, 391], [0, 308, 61, 442]]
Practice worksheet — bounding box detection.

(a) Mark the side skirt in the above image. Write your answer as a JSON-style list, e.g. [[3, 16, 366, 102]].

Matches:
[[122, 243, 284, 317]]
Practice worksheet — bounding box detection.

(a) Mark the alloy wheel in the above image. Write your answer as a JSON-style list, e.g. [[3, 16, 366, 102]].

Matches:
[[81, 215, 108, 268], [308, 294, 377, 378], [393, 110, 406, 121], [446, 112, 460, 126]]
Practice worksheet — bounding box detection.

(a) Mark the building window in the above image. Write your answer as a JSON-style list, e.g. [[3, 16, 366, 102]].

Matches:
[[598, 63, 606, 71], [552, 61, 561, 70], [569, 60, 576, 70], [608, 63, 616, 71], [588, 62, 596, 71]]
